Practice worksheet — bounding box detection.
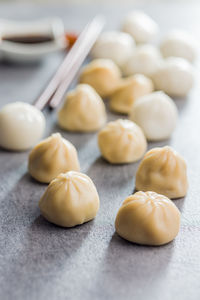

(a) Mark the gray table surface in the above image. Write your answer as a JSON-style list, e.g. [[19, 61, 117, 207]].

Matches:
[[0, 2, 200, 300]]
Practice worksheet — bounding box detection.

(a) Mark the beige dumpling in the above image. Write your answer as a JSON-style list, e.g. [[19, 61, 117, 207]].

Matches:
[[135, 146, 188, 199], [79, 59, 122, 98], [57, 84, 107, 132], [98, 119, 147, 164], [115, 191, 181, 246], [28, 133, 80, 183], [39, 171, 100, 227], [109, 74, 154, 114]]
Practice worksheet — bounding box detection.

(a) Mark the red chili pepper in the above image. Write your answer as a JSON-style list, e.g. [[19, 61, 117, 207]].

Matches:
[[65, 32, 78, 48]]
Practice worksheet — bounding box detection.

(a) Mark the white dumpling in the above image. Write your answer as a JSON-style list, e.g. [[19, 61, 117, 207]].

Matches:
[[122, 44, 162, 77], [152, 57, 194, 97], [122, 10, 159, 44], [39, 171, 100, 227], [98, 119, 147, 164], [160, 30, 198, 63], [0, 102, 45, 151], [28, 133, 80, 183], [58, 84, 107, 132], [129, 91, 178, 141], [90, 31, 135, 68]]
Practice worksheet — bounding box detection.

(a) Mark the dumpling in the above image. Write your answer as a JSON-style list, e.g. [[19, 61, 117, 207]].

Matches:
[[79, 59, 122, 98], [0, 102, 45, 151], [122, 10, 159, 44], [122, 44, 162, 77], [160, 30, 198, 63], [28, 133, 80, 183], [115, 191, 180, 246], [98, 119, 147, 164], [129, 91, 178, 141], [90, 31, 135, 68], [109, 74, 154, 114], [135, 146, 188, 199], [57, 84, 107, 132], [39, 171, 100, 227], [152, 57, 194, 97]]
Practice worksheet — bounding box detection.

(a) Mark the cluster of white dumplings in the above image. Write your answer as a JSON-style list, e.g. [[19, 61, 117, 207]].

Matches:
[[0, 10, 195, 246]]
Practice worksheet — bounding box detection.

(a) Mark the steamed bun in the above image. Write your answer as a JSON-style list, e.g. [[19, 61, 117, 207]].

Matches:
[[109, 74, 154, 114], [90, 31, 135, 68], [135, 146, 188, 199], [123, 44, 162, 77], [79, 59, 121, 98], [39, 171, 100, 227], [28, 133, 80, 183], [152, 57, 194, 97], [58, 84, 106, 132], [122, 10, 159, 44], [129, 91, 178, 141], [115, 191, 180, 246], [98, 119, 147, 164]]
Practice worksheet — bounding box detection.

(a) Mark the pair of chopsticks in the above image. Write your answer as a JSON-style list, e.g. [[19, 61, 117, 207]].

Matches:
[[34, 15, 105, 111]]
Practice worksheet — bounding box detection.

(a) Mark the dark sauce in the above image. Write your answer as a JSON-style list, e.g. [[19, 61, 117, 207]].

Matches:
[[2, 35, 54, 44]]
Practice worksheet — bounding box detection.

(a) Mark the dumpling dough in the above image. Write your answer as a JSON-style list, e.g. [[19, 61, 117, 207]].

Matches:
[[152, 57, 194, 97], [90, 31, 135, 68], [39, 171, 100, 227], [129, 91, 178, 141], [98, 119, 147, 164], [122, 10, 159, 44], [0, 102, 45, 151], [79, 59, 121, 98], [57, 84, 106, 132], [28, 133, 80, 183], [160, 30, 198, 63], [115, 191, 180, 246], [109, 74, 154, 114], [135, 146, 188, 199], [123, 44, 162, 77]]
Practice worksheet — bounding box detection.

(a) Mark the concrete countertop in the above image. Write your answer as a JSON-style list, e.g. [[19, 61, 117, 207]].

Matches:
[[0, 2, 200, 300]]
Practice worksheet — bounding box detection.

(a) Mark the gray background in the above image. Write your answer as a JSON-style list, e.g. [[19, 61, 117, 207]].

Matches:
[[0, 2, 200, 300]]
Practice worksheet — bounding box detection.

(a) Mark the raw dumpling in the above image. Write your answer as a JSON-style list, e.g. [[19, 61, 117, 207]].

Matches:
[[129, 91, 178, 141], [98, 119, 147, 164], [90, 31, 135, 68], [160, 30, 198, 63], [115, 191, 180, 246], [152, 57, 194, 97], [28, 133, 80, 183], [0, 102, 45, 151], [122, 44, 162, 77], [109, 74, 154, 114], [135, 146, 188, 199], [57, 84, 106, 132], [79, 59, 121, 98], [122, 10, 159, 44], [39, 171, 100, 227]]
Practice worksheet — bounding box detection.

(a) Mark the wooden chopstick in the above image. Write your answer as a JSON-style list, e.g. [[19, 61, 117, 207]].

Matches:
[[34, 20, 91, 111], [34, 15, 105, 111], [48, 15, 105, 109]]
